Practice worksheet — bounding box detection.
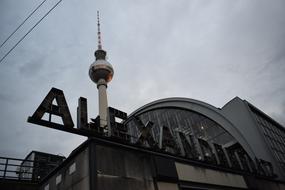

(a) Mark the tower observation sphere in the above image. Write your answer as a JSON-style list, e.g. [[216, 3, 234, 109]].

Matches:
[[89, 49, 114, 84]]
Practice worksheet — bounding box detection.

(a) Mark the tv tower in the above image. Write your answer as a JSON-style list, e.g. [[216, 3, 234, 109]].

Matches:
[[89, 11, 114, 129]]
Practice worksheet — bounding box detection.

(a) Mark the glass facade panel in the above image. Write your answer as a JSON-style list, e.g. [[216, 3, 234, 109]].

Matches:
[[250, 107, 285, 174], [127, 108, 237, 148]]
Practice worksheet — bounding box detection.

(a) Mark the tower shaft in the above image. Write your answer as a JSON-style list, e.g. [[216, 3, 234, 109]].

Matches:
[[97, 79, 108, 128]]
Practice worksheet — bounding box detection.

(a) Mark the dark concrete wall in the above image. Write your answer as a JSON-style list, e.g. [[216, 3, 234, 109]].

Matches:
[[95, 145, 155, 190], [40, 147, 89, 190], [245, 176, 285, 190], [0, 179, 38, 190]]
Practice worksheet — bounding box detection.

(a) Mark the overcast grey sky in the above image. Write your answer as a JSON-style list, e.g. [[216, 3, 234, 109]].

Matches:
[[0, 0, 285, 159]]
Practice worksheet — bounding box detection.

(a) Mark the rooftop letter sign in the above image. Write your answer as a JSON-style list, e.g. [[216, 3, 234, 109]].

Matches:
[[27, 87, 126, 137]]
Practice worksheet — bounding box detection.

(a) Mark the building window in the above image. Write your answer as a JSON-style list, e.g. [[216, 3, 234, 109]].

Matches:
[[69, 162, 76, 175], [56, 174, 62, 185], [44, 184, 49, 190]]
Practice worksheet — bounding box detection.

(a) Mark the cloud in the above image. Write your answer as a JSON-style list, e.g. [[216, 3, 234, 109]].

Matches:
[[271, 101, 285, 127], [18, 57, 45, 77], [0, 92, 15, 103]]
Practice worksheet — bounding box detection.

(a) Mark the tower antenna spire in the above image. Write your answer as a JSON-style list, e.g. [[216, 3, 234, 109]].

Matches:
[[97, 11, 102, 50]]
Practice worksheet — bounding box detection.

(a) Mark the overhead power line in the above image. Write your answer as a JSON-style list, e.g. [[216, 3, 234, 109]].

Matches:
[[0, 0, 63, 64], [0, 0, 48, 49]]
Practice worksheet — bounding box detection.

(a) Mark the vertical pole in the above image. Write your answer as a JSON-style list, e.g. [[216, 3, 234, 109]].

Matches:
[[3, 158, 8, 178]]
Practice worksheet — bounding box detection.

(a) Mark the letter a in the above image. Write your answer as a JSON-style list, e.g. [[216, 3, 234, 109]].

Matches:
[[28, 88, 74, 128]]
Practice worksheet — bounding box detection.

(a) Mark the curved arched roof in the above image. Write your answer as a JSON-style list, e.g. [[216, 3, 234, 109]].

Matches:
[[127, 97, 256, 159]]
